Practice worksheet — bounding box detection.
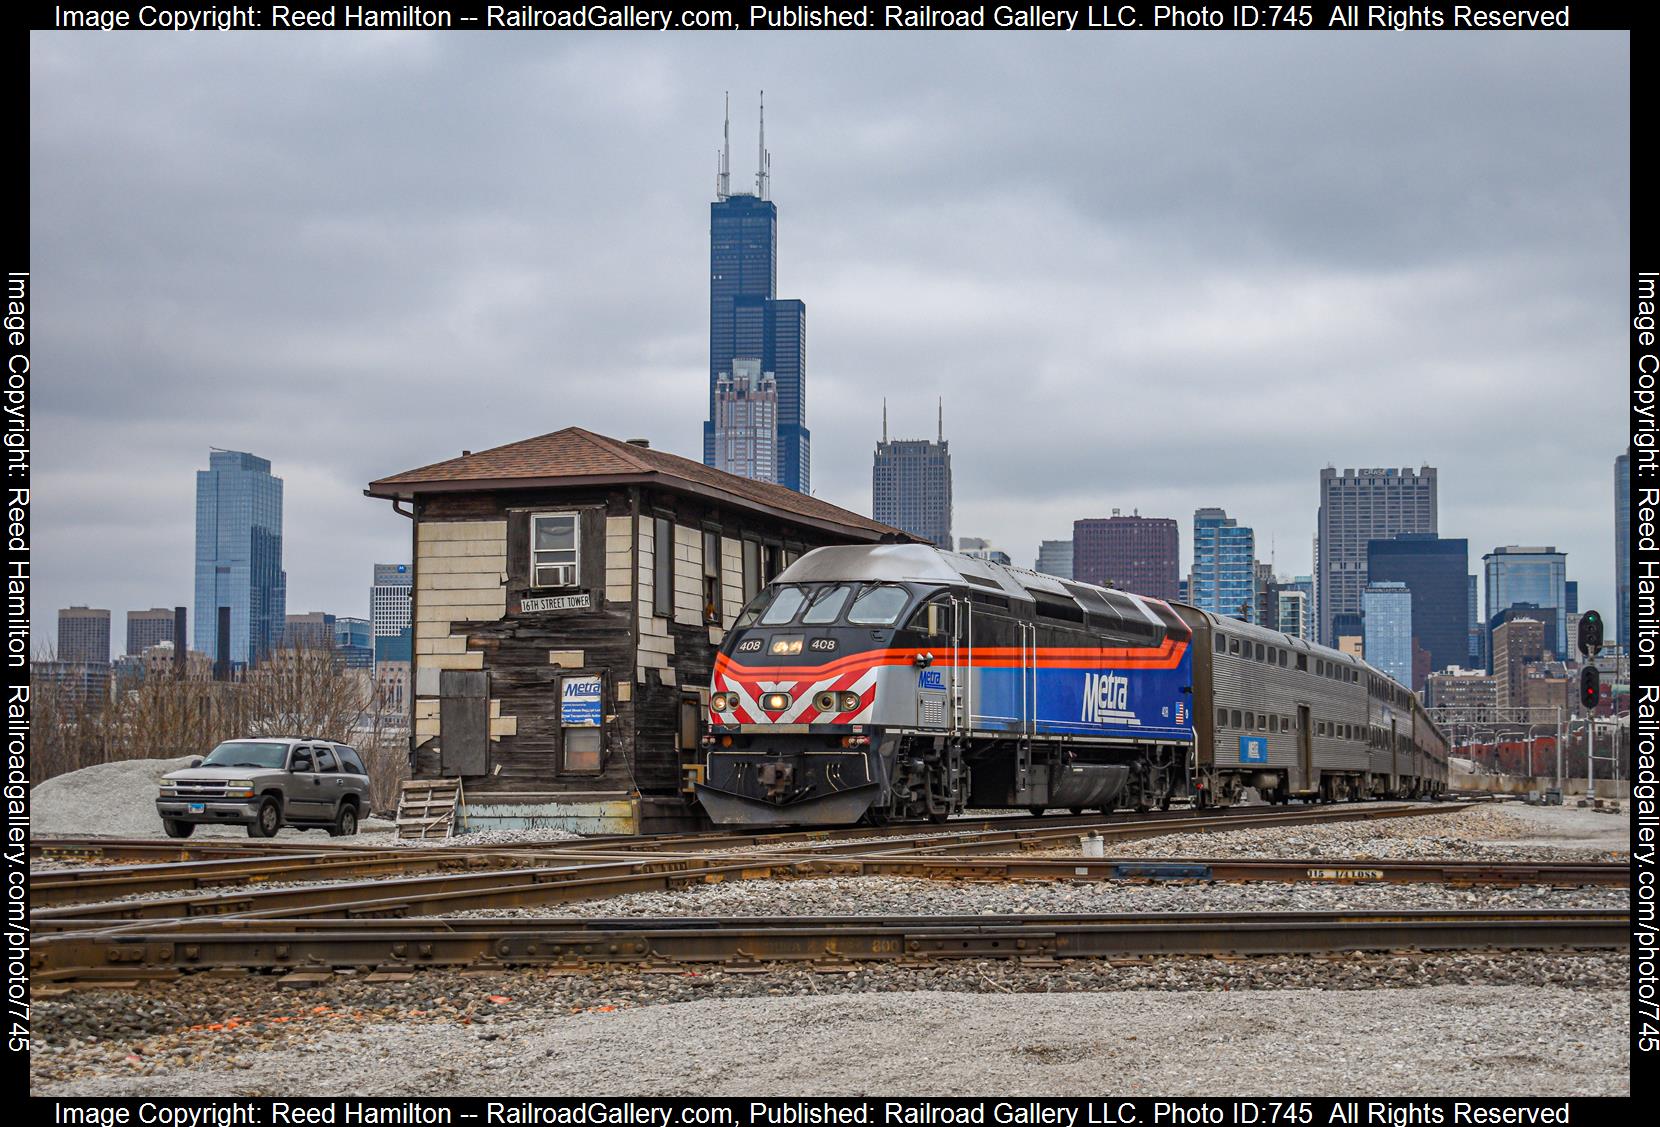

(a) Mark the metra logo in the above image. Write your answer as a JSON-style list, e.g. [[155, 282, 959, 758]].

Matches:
[[1081, 672, 1129, 722], [919, 669, 945, 690]]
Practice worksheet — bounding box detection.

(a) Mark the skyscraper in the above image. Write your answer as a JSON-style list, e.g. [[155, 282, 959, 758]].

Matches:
[[705, 94, 810, 493], [57, 607, 110, 665], [1190, 508, 1256, 622], [1362, 582, 1413, 686], [1315, 466, 1438, 646], [371, 563, 412, 653], [1035, 540, 1074, 580], [711, 359, 778, 483], [125, 608, 176, 657], [193, 449, 285, 668], [1484, 546, 1568, 657], [1072, 513, 1180, 600], [873, 403, 952, 549], [1618, 450, 1631, 653], [1367, 533, 1469, 684]]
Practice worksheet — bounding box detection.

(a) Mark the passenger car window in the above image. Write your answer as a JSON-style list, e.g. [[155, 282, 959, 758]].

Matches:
[[802, 585, 852, 625], [335, 746, 366, 774], [314, 748, 337, 773], [847, 585, 908, 625], [289, 746, 315, 772], [759, 586, 807, 625], [1214, 634, 1226, 653]]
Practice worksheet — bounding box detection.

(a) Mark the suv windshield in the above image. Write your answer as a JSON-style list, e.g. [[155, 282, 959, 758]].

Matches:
[[200, 741, 290, 769]]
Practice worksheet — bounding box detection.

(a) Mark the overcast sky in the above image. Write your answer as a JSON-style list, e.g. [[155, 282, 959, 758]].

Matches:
[[29, 31, 1629, 654]]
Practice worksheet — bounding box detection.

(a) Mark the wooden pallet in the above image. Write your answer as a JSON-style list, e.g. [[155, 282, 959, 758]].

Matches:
[[395, 779, 464, 840]]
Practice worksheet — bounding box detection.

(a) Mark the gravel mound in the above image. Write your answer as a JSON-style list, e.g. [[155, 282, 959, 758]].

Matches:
[[385, 827, 585, 848], [30, 757, 395, 840], [32, 976, 1627, 1096]]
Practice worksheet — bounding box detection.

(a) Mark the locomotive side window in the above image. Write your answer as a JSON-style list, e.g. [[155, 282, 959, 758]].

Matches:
[[847, 585, 908, 625], [802, 585, 853, 624], [759, 586, 807, 625], [905, 598, 953, 638]]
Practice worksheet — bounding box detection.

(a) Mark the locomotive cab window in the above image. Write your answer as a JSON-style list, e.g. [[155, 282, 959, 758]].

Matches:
[[734, 589, 772, 629], [847, 585, 908, 625], [907, 598, 953, 638], [759, 586, 807, 625], [802, 585, 853, 625]]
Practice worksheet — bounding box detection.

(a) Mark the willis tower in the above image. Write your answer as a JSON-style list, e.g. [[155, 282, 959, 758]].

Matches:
[[704, 93, 809, 494]]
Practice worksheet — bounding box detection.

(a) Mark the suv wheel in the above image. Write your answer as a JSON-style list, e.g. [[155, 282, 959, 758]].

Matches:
[[162, 819, 195, 839], [247, 797, 281, 838], [329, 803, 359, 837]]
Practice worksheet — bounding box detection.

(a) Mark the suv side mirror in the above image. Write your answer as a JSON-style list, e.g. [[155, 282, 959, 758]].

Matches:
[[188, 757, 203, 768]]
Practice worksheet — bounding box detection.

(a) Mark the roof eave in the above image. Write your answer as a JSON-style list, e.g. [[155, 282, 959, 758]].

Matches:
[[365, 471, 903, 543]]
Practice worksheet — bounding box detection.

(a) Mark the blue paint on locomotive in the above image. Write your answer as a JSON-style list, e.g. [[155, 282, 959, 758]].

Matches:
[[966, 653, 1195, 743]]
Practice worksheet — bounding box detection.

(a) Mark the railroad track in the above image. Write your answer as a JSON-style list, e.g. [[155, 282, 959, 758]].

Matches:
[[29, 799, 1481, 864], [31, 909, 1627, 980]]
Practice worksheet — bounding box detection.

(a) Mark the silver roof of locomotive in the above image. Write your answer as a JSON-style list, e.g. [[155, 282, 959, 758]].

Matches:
[[774, 543, 1173, 629]]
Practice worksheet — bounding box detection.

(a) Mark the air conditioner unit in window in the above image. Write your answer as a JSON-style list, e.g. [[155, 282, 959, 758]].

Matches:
[[536, 564, 576, 588]]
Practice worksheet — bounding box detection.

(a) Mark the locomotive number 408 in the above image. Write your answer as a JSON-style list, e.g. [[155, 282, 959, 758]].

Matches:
[[809, 638, 838, 651]]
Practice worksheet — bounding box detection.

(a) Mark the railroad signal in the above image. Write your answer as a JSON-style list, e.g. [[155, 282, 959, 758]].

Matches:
[[1577, 610, 1604, 657], [1580, 665, 1600, 710]]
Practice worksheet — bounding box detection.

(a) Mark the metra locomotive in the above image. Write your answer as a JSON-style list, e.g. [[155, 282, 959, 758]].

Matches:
[[695, 544, 1446, 826]]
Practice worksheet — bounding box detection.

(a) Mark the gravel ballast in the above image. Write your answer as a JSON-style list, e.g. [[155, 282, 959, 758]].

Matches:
[[31, 963, 1627, 1096]]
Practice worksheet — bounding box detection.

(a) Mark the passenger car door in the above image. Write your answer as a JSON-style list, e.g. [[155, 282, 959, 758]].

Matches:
[[313, 746, 343, 814], [285, 744, 323, 819]]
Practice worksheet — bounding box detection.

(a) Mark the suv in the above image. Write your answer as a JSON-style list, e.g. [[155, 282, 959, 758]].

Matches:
[[156, 738, 371, 839]]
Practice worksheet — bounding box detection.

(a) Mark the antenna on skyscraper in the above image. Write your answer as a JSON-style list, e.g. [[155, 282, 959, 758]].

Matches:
[[938, 397, 944, 443], [756, 91, 771, 200], [882, 399, 888, 444], [717, 92, 731, 200]]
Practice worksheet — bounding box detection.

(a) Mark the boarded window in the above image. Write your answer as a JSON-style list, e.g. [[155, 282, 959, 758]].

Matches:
[[742, 540, 761, 600], [653, 517, 674, 618]]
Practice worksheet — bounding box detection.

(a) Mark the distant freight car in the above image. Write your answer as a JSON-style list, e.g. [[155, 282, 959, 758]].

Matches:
[[696, 544, 1445, 826]]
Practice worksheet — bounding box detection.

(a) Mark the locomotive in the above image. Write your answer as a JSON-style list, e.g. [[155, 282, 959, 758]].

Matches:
[[694, 543, 1446, 826]]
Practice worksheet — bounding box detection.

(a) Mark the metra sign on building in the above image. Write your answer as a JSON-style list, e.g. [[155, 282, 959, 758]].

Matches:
[[366, 428, 910, 833]]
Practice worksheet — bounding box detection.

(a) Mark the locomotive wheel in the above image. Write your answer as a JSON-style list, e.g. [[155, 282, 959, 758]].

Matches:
[[1028, 807, 1046, 816], [1070, 807, 1086, 815]]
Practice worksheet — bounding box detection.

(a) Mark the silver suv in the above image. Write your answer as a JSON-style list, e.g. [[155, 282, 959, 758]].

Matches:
[[156, 738, 371, 839]]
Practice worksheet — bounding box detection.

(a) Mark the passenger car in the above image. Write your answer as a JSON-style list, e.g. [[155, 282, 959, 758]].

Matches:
[[155, 738, 370, 838]]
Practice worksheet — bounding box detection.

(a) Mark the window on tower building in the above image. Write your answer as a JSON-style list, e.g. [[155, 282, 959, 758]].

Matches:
[[531, 513, 579, 588]]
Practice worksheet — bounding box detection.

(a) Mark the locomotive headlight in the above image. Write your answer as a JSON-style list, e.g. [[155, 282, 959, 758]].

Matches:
[[838, 691, 862, 712], [761, 693, 792, 712], [710, 693, 733, 712], [769, 637, 804, 656], [814, 691, 839, 712]]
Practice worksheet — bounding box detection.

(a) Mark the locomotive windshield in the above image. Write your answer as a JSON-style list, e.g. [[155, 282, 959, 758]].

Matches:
[[731, 582, 913, 631]]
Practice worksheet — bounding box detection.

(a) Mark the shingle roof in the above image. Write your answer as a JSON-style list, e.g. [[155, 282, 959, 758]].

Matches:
[[367, 427, 910, 542]]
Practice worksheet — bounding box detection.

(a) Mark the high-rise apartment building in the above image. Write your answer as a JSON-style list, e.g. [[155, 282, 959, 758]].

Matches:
[[704, 96, 809, 493], [1276, 588, 1311, 641], [1035, 540, 1074, 580], [711, 358, 779, 483], [125, 608, 176, 657], [1072, 513, 1179, 601], [1367, 533, 1469, 684], [873, 407, 952, 549], [1361, 582, 1412, 686], [1484, 546, 1568, 657], [1315, 466, 1437, 646], [194, 449, 285, 668], [57, 606, 110, 665], [371, 563, 413, 676], [1617, 450, 1630, 653], [1190, 508, 1256, 621], [1492, 617, 1546, 711]]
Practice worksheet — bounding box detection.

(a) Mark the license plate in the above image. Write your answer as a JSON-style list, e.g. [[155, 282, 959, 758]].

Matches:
[[188, 803, 205, 813]]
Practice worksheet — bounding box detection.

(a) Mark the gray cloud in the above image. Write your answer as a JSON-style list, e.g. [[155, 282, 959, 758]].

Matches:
[[29, 31, 1628, 651]]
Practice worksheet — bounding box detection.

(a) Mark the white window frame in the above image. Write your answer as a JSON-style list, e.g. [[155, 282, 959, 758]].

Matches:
[[531, 512, 580, 589]]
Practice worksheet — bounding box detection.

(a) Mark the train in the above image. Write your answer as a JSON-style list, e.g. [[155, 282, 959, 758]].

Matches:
[[694, 543, 1447, 826]]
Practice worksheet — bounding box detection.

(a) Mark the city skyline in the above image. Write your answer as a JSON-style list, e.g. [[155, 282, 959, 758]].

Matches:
[[29, 34, 1629, 648]]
